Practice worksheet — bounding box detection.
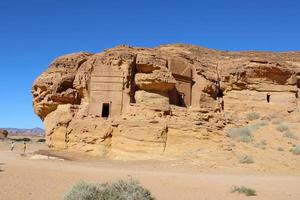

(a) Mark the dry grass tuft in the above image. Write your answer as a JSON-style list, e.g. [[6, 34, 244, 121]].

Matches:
[[231, 185, 257, 196]]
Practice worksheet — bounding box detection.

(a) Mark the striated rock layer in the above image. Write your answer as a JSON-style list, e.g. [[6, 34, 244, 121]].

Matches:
[[32, 44, 300, 159]]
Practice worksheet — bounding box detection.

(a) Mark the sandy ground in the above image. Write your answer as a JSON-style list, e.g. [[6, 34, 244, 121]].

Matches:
[[0, 140, 300, 200]]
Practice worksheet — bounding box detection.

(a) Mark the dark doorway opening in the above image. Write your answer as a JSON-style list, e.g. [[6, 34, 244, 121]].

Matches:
[[266, 93, 270, 103], [178, 92, 186, 107], [101, 103, 110, 118]]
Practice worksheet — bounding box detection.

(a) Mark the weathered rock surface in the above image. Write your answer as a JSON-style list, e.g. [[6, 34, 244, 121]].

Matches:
[[32, 44, 300, 159]]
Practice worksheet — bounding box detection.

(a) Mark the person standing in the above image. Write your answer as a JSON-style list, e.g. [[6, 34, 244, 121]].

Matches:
[[23, 141, 27, 154], [215, 80, 224, 111], [11, 141, 15, 151], [266, 92, 271, 103]]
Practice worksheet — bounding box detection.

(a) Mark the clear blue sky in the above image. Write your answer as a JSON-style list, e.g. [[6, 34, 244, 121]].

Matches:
[[0, 0, 299, 128]]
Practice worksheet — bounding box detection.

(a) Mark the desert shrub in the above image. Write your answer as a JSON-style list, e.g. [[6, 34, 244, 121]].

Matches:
[[12, 138, 31, 142], [277, 147, 284, 151], [231, 185, 257, 196], [64, 179, 155, 200], [64, 182, 101, 200], [23, 138, 31, 142], [246, 112, 260, 121], [239, 155, 254, 164], [227, 127, 253, 143], [261, 115, 272, 121], [254, 140, 267, 150], [247, 124, 261, 130], [258, 120, 269, 126], [290, 146, 300, 155], [100, 179, 155, 200], [276, 124, 289, 132], [272, 119, 281, 125], [247, 121, 268, 131], [260, 140, 267, 145], [283, 131, 298, 140], [37, 138, 46, 142]]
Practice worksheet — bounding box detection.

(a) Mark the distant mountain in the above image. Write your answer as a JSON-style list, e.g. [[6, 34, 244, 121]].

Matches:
[[0, 127, 45, 136]]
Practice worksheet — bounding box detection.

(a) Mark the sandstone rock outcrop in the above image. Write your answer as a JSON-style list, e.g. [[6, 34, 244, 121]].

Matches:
[[32, 44, 300, 159]]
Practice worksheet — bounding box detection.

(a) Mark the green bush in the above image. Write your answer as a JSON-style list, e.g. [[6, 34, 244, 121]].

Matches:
[[227, 127, 253, 143], [231, 185, 257, 196], [23, 138, 31, 142], [283, 131, 298, 140], [290, 146, 300, 155], [276, 124, 289, 132], [64, 179, 155, 200], [37, 138, 46, 142], [246, 112, 260, 121], [12, 137, 31, 142], [64, 182, 102, 200], [239, 155, 254, 164]]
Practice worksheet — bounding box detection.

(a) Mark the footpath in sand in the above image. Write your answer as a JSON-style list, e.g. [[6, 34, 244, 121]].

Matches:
[[0, 141, 300, 200]]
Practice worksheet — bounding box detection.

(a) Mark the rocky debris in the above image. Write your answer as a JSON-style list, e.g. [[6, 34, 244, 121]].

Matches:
[[0, 130, 8, 138], [32, 44, 300, 159]]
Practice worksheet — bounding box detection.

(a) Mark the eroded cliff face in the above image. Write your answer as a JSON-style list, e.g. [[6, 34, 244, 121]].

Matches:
[[32, 44, 300, 159]]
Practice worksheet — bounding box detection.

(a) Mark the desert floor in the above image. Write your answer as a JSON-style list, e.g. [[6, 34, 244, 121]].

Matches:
[[0, 140, 300, 200]]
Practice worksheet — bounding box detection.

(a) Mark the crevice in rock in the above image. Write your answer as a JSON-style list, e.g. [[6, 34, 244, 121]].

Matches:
[[64, 120, 72, 148], [129, 55, 138, 103], [100, 131, 113, 142], [76, 58, 89, 70]]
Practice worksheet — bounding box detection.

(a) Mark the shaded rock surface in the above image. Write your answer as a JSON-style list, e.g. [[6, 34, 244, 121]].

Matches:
[[32, 44, 300, 159]]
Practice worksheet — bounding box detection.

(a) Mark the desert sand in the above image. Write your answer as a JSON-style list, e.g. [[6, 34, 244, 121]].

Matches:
[[0, 140, 300, 200]]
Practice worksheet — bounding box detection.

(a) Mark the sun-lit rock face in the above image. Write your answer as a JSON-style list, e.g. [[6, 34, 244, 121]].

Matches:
[[32, 44, 300, 159]]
